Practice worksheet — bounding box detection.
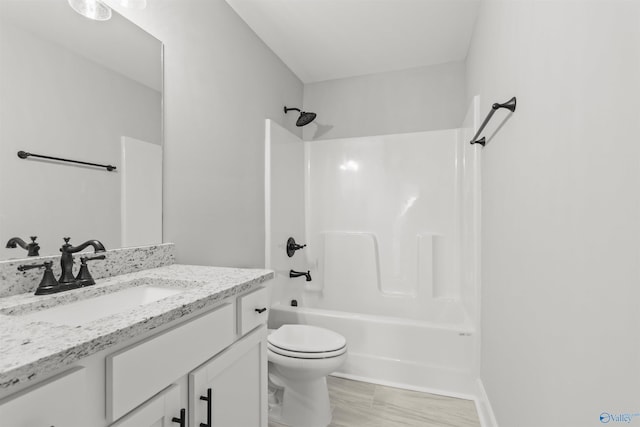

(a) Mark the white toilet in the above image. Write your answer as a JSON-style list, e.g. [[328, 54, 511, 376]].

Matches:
[[267, 324, 347, 427]]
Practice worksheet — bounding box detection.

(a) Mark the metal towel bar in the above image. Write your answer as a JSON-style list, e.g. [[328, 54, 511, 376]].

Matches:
[[470, 97, 517, 146], [17, 150, 116, 171]]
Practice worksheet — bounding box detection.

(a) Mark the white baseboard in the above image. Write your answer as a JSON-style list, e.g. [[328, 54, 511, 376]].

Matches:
[[331, 372, 477, 402], [474, 378, 499, 427]]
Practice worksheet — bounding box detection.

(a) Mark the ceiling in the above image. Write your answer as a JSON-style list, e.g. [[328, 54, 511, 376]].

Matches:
[[0, 0, 162, 91], [225, 0, 481, 84]]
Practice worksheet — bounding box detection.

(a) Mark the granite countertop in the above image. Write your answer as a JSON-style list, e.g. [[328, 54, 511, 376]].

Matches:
[[0, 264, 273, 392]]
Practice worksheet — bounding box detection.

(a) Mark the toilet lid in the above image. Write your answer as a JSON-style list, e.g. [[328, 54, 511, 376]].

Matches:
[[268, 342, 346, 359], [268, 324, 346, 353]]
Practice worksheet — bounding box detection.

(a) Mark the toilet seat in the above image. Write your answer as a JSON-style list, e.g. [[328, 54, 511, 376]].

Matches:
[[268, 342, 346, 359], [268, 324, 346, 353]]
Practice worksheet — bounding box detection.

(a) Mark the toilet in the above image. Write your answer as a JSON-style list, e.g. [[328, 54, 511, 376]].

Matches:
[[267, 324, 347, 427]]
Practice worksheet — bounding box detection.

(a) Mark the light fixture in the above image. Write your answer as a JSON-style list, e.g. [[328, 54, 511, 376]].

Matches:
[[68, 0, 148, 21], [67, 0, 112, 21]]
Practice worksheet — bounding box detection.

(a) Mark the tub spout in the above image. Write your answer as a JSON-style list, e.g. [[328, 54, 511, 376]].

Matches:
[[290, 270, 311, 282]]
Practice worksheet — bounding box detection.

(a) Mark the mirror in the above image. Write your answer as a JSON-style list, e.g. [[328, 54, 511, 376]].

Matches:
[[0, 0, 163, 259]]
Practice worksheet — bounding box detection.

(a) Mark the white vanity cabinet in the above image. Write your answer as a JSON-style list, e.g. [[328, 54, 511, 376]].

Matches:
[[0, 366, 87, 427], [105, 285, 270, 427], [189, 326, 267, 427]]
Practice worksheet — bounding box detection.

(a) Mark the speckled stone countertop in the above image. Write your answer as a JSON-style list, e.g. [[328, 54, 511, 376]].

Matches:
[[0, 264, 273, 392]]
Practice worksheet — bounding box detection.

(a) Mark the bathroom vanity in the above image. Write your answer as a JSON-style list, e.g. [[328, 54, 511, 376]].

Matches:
[[0, 258, 273, 426]]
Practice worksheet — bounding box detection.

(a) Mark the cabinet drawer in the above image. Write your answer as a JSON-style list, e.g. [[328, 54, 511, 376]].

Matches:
[[238, 286, 269, 335], [107, 303, 234, 422], [0, 366, 86, 427]]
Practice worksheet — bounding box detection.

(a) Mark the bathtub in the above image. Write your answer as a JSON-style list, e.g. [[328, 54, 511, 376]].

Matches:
[[268, 301, 478, 398]]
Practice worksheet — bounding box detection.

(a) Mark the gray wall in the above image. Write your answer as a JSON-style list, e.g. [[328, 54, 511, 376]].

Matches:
[[111, 0, 304, 267], [467, 1, 640, 425], [302, 61, 466, 140]]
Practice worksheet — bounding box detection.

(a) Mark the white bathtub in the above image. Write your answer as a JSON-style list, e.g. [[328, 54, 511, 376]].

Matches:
[[268, 302, 478, 397]]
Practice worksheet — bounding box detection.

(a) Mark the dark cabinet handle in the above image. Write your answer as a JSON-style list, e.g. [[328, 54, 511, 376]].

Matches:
[[172, 408, 186, 427], [199, 387, 212, 427], [255, 307, 267, 314]]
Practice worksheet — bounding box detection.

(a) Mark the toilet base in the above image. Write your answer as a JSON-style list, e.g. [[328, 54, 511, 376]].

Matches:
[[270, 375, 332, 427]]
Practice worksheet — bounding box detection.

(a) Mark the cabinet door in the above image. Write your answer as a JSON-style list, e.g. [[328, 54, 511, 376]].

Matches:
[[189, 326, 267, 427], [111, 384, 184, 427], [0, 366, 86, 427]]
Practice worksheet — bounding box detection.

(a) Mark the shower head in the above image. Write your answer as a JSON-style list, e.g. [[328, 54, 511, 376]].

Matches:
[[284, 106, 317, 127], [297, 111, 317, 127]]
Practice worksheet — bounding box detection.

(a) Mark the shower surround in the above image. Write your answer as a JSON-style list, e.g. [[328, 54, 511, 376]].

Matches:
[[265, 101, 480, 397]]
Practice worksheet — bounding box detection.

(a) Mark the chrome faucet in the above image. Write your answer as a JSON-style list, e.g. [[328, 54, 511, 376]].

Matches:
[[290, 270, 312, 282], [59, 237, 106, 287], [6, 236, 40, 256]]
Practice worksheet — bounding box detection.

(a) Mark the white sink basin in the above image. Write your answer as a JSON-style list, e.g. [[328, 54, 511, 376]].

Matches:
[[19, 286, 183, 326]]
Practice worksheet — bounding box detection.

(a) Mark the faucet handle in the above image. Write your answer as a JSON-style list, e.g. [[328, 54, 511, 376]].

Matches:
[[35, 261, 59, 295], [76, 255, 105, 287], [18, 262, 47, 272], [81, 254, 106, 263], [18, 262, 60, 295]]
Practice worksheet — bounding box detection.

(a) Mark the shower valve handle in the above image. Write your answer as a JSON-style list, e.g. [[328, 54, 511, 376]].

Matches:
[[286, 237, 306, 257]]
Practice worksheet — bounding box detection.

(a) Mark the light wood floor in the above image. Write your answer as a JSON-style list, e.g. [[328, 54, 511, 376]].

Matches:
[[269, 376, 481, 427]]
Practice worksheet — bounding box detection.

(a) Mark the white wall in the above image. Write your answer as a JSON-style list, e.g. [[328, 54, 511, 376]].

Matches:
[[264, 120, 307, 306], [302, 61, 467, 140], [108, 0, 304, 267], [459, 96, 481, 332], [0, 18, 160, 258], [120, 137, 162, 247], [467, 2, 640, 426], [304, 130, 463, 318]]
